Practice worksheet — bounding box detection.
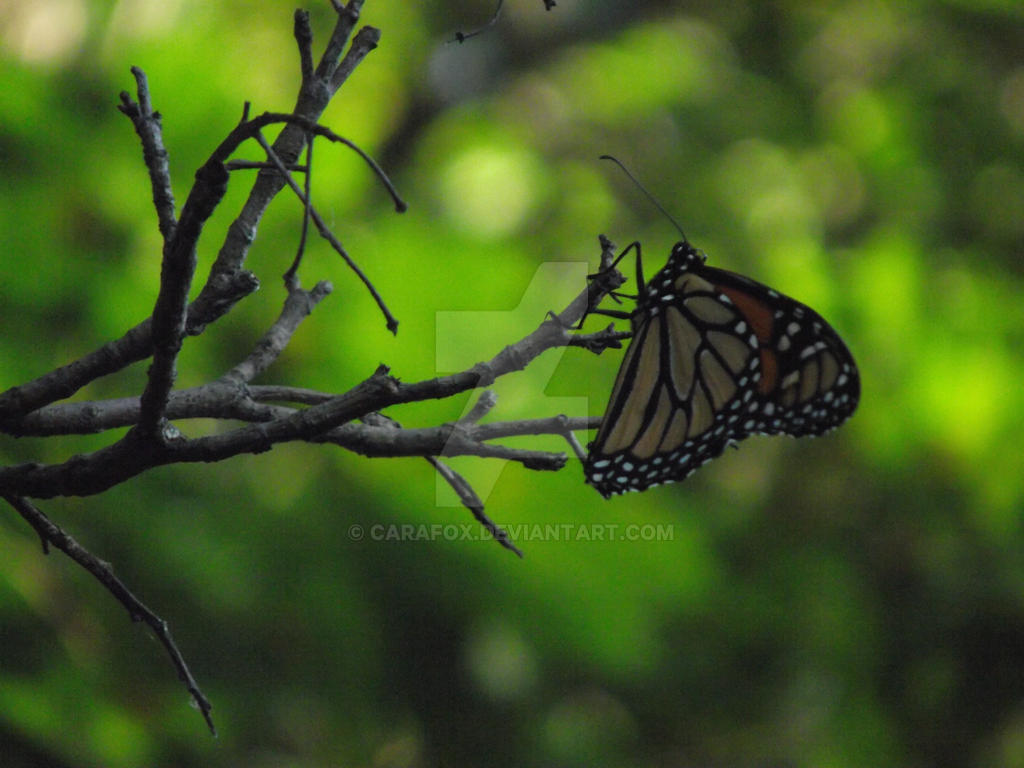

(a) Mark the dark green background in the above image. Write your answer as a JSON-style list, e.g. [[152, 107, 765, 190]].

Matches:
[[2, 0, 1023, 765]]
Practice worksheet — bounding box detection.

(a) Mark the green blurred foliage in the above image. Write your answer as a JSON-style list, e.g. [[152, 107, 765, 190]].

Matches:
[[1, 0, 1023, 766]]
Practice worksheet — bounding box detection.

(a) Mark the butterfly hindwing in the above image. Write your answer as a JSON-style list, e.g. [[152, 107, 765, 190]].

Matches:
[[701, 265, 860, 435]]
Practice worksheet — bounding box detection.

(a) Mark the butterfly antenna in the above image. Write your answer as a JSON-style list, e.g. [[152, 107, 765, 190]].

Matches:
[[600, 155, 688, 242]]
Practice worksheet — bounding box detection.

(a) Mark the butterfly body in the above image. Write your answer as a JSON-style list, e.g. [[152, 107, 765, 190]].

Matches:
[[584, 241, 859, 498]]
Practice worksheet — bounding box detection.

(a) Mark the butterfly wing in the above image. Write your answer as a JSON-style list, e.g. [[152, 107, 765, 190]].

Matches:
[[584, 255, 858, 498], [703, 265, 859, 435]]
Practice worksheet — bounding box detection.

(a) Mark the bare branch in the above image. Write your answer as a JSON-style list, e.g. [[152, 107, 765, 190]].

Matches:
[[254, 130, 400, 333], [0, 369, 400, 498], [221, 280, 333, 384], [282, 131, 315, 285], [0, 26, 394, 426], [326, 419, 568, 468], [461, 390, 499, 424], [118, 66, 177, 242], [470, 415, 599, 441], [201, 6, 378, 311], [362, 411, 524, 557], [428, 457, 524, 557], [330, 24, 380, 91], [294, 10, 315, 84], [0, 2, 629, 737], [225, 159, 308, 172], [317, 1, 365, 83], [138, 159, 230, 436], [1, 230, 624, 497], [0, 268, 259, 428], [3, 495, 216, 736], [4, 388, 594, 474], [9, 384, 280, 436], [250, 385, 337, 406]]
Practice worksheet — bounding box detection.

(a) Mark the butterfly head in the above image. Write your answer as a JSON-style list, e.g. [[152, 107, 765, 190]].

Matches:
[[669, 240, 706, 271]]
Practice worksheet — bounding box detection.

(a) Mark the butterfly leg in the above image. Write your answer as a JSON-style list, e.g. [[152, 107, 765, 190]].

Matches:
[[575, 240, 644, 329], [588, 240, 644, 287], [586, 307, 632, 320]]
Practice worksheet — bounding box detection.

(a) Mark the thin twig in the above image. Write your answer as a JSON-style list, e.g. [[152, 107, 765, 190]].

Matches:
[[3, 495, 216, 736], [469, 415, 599, 441], [427, 457, 524, 558], [294, 10, 315, 84], [452, 0, 504, 43], [283, 131, 315, 286], [451, 0, 557, 43], [225, 160, 308, 172], [243, 113, 406, 212], [561, 425, 588, 463], [255, 131, 400, 333], [362, 412, 523, 557], [117, 67, 177, 242], [317, 1, 365, 82], [221, 280, 333, 384], [566, 324, 631, 353], [461, 390, 498, 424], [330, 24, 379, 91]]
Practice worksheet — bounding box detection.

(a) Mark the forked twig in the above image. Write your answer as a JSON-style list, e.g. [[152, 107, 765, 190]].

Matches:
[[254, 131, 400, 333]]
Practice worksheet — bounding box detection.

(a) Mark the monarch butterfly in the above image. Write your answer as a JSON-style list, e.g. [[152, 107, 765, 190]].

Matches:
[[583, 237, 859, 498]]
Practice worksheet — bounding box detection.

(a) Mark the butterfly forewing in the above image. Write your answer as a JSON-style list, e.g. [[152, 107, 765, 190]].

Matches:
[[584, 241, 859, 498]]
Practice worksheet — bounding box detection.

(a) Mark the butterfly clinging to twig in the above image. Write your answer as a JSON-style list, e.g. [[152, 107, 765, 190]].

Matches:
[[583, 159, 859, 498]]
